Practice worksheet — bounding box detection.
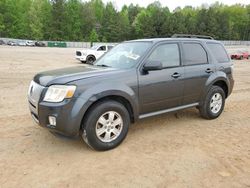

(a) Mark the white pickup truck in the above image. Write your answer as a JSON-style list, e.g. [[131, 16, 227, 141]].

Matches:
[[75, 45, 114, 64]]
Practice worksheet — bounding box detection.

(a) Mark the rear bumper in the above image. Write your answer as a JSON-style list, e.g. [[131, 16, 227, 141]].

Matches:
[[228, 77, 234, 96]]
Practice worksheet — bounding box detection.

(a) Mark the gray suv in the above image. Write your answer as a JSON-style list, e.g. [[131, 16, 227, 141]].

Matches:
[[28, 35, 234, 150]]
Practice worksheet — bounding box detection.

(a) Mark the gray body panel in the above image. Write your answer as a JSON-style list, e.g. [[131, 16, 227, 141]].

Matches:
[[28, 38, 234, 136]]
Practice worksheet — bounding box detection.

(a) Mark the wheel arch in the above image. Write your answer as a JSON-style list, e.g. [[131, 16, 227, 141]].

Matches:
[[87, 54, 96, 60], [80, 94, 136, 130], [201, 74, 230, 106], [212, 80, 228, 98]]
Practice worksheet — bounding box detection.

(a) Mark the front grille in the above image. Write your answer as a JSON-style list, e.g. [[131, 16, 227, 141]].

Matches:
[[31, 112, 39, 124], [29, 101, 36, 109], [76, 51, 81, 56], [28, 80, 45, 114]]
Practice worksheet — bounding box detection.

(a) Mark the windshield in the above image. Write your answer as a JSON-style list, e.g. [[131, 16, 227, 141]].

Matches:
[[94, 42, 152, 69]]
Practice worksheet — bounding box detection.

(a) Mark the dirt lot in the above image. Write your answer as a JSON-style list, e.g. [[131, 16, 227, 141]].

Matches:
[[0, 45, 250, 188]]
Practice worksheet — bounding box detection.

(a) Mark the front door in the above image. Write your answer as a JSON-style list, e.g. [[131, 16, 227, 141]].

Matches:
[[138, 43, 184, 114]]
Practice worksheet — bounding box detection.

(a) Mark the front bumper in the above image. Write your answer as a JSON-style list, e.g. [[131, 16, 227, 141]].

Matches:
[[75, 55, 87, 62], [36, 99, 81, 136], [28, 81, 83, 137]]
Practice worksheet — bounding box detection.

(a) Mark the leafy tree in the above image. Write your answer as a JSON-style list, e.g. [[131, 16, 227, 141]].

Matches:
[[89, 28, 99, 42], [0, 0, 5, 36], [40, 0, 52, 40], [127, 4, 142, 24], [134, 9, 155, 38], [0, 0, 249, 41], [50, 0, 66, 41], [81, 2, 96, 41], [134, 2, 171, 38], [100, 2, 120, 42], [127, 4, 143, 39], [118, 7, 131, 41], [64, 0, 82, 41], [28, 0, 50, 40], [91, 0, 105, 23]]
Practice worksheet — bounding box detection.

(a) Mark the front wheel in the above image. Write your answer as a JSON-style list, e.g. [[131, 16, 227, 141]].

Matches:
[[199, 86, 225, 119], [82, 100, 130, 151], [86, 56, 96, 65]]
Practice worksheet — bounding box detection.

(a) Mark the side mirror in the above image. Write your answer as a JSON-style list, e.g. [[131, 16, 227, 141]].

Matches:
[[143, 60, 163, 71]]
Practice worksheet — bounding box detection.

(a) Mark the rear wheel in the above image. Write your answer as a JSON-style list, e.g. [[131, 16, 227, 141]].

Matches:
[[82, 100, 130, 151], [199, 86, 225, 119]]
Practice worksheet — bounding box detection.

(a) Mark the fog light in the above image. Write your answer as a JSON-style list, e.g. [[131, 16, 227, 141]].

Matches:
[[48, 116, 56, 126]]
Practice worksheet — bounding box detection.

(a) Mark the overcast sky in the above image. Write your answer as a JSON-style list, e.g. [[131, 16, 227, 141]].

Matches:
[[98, 0, 250, 11]]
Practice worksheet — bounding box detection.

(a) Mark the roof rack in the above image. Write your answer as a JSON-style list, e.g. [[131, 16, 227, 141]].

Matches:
[[172, 34, 214, 40]]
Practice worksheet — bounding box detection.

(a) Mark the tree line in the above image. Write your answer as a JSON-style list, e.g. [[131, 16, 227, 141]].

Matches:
[[0, 0, 249, 42]]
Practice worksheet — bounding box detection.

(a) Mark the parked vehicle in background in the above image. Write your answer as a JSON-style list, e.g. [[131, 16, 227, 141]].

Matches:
[[75, 45, 114, 64], [7, 41, 17, 46], [0, 40, 5, 45], [231, 50, 249, 60], [18, 41, 26, 46], [26, 41, 35, 46], [28, 34, 234, 151], [35, 41, 46, 47]]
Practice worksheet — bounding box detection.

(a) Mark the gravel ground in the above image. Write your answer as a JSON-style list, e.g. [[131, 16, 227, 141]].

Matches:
[[0, 45, 250, 188]]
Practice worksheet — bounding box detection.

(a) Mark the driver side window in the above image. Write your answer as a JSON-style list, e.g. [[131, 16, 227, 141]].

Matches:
[[147, 43, 180, 68]]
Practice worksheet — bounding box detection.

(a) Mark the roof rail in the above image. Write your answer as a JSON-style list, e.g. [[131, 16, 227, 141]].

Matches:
[[172, 34, 214, 40]]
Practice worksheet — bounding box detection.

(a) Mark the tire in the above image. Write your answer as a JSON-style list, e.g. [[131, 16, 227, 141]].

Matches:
[[86, 56, 96, 65], [82, 100, 130, 151], [81, 61, 86, 63], [199, 86, 225, 120]]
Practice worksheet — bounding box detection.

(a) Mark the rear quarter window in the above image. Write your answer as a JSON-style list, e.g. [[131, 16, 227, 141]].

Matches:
[[108, 46, 113, 50], [207, 43, 229, 63]]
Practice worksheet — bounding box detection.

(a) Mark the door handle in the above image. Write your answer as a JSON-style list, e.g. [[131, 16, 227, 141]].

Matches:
[[205, 68, 213, 74], [172, 72, 181, 78]]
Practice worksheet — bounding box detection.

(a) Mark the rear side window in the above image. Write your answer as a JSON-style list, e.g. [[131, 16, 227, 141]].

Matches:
[[207, 43, 229, 63], [182, 43, 208, 65], [147, 43, 180, 68]]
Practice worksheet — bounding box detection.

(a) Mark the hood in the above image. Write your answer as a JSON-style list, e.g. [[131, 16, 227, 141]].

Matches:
[[33, 65, 121, 86]]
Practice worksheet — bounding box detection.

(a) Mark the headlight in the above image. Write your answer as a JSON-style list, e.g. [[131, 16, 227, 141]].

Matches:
[[43, 85, 76, 103]]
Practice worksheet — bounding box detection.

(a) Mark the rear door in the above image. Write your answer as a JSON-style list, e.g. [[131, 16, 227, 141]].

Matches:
[[181, 42, 215, 105], [138, 42, 184, 114]]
